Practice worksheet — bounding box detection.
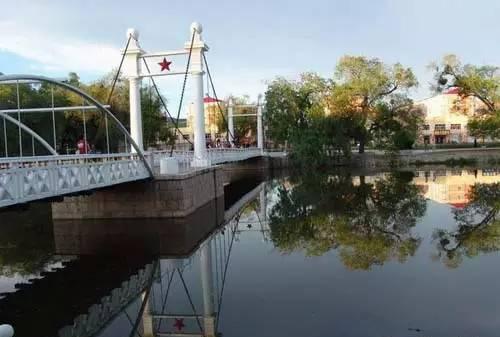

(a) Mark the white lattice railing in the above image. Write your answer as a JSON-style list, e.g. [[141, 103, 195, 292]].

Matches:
[[150, 147, 263, 168], [0, 153, 150, 208]]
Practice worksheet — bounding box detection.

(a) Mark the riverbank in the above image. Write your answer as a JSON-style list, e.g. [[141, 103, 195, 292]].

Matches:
[[350, 147, 500, 168]]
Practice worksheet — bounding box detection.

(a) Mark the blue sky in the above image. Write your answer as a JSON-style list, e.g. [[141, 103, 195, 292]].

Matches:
[[1, 0, 500, 116]]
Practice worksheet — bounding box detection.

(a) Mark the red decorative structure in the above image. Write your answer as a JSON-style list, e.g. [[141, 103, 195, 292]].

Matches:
[[173, 318, 185, 331], [158, 57, 172, 71]]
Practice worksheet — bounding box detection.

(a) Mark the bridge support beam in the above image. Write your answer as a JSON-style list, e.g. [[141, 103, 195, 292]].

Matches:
[[124, 29, 144, 152], [189, 23, 210, 167], [228, 97, 235, 146]]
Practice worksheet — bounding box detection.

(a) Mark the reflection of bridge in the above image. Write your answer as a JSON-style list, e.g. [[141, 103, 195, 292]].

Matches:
[[0, 22, 283, 209], [0, 180, 269, 337]]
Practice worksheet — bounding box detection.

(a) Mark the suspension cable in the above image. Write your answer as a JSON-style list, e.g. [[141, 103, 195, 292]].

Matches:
[[169, 29, 196, 156], [16, 80, 23, 156], [215, 218, 239, 331], [177, 268, 204, 332], [106, 34, 132, 105], [202, 53, 236, 144]]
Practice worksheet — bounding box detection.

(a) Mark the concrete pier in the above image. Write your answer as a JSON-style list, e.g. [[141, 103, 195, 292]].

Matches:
[[51, 157, 282, 220]]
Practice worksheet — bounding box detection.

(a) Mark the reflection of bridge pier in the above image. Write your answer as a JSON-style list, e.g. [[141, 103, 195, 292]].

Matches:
[[200, 239, 216, 337]]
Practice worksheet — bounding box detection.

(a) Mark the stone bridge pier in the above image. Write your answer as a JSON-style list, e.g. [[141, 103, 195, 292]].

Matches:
[[51, 158, 278, 219]]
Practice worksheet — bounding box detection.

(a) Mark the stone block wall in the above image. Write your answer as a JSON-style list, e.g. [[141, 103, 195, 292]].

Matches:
[[52, 167, 226, 219]]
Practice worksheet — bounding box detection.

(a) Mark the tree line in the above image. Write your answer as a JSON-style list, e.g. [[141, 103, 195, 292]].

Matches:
[[263, 54, 500, 166]]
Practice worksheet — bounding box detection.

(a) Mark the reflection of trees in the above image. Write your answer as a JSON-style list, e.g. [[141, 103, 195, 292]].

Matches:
[[269, 172, 426, 269], [434, 183, 500, 268]]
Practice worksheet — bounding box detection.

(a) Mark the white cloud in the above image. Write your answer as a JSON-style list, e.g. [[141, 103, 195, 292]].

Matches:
[[0, 20, 120, 74]]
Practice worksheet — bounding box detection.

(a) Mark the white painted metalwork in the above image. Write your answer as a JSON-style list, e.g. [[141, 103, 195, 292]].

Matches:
[[0, 74, 153, 176], [0, 105, 111, 114], [151, 148, 264, 170], [0, 112, 58, 155], [0, 153, 149, 208]]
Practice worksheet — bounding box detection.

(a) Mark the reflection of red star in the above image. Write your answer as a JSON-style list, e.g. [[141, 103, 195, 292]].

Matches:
[[158, 57, 172, 71], [173, 318, 185, 331]]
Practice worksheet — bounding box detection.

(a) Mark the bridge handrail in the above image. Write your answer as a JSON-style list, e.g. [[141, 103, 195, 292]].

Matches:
[[0, 153, 143, 170]]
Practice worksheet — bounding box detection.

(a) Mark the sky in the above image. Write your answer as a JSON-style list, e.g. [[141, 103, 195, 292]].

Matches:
[[1, 0, 500, 117]]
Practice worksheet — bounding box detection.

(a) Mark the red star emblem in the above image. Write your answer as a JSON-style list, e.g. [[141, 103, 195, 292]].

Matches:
[[158, 57, 172, 71], [173, 318, 185, 331]]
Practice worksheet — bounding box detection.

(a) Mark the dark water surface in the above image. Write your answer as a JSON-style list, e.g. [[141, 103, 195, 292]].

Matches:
[[2, 169, 500, 337]]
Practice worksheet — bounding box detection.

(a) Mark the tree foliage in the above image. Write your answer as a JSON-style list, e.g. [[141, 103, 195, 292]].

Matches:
[[433, 183, 500, 268], [263, 56, 421, 166], [269, 171, 426, 269], [330, 56, 419, 153]]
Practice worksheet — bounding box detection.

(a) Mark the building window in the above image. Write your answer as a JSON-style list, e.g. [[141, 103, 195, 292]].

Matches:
[[434, 124, 446, 131], [423, 124, 430, 130], [451, 124, 461, 130]]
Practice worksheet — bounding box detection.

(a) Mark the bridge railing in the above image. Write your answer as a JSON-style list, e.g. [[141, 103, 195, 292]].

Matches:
[[0, 153, 150, 208], [149, 147, 263, 170], [0, 153, 146, 170]]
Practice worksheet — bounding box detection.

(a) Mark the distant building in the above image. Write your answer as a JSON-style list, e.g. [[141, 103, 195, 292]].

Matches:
[[176, 96, 226, 147], [414, 88, 483, 144]]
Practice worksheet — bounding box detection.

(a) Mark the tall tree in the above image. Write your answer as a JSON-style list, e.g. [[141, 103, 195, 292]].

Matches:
[[269, 172, 426, 269], [330, 56, 418, 153]]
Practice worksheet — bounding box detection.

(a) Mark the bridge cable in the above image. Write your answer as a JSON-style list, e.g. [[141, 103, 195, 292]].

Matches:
[[177, 268, 204, 332], [51, 86, 57, 150], [104, 34, 132, 153], [202, 53, 236, 144], [106, 34, 132, 105], [168, 29, 196, 156], [16, 80, 22, 156], [215, 218, 239, 331], [155, 270, 175, 331], [2, 114, 7, 157]]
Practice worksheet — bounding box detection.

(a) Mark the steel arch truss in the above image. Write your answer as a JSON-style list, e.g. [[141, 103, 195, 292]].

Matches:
[[0, 74, 153, 176]]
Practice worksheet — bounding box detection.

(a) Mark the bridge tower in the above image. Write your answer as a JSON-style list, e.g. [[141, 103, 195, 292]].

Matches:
[[123, 23, 210, 166], [123, 29, 145, 152], [188, 23, 210, 167]]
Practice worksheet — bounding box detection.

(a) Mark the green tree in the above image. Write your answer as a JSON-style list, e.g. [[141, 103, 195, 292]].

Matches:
[[433, 183, 500, 268], [269, 171, 426, 269], [264, 73, 351, 166], [329, 56, 418, 153]]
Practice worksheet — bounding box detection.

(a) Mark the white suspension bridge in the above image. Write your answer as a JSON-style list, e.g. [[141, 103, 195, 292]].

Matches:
[[0, 22, 283, 209]]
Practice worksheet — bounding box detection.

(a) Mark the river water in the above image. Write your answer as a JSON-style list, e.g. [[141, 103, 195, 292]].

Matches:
[[1, 168, 500, 337]]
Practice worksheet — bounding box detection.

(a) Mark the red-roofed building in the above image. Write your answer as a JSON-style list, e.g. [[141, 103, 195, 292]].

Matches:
[[184, 95, 226, 144], [414, 89, 485, 145]]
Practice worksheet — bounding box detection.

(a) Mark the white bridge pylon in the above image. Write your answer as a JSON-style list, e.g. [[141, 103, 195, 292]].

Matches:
[[227, 95, 264, 152], [123, 22, 210, 167]]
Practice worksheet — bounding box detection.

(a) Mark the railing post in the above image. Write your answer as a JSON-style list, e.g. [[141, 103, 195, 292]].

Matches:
[[228, 96, 235, 146], [0, 324, 14, 337], [257, 94, 264, 153], [124, 28, 144, 152], [188, 22, 210, 168]]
